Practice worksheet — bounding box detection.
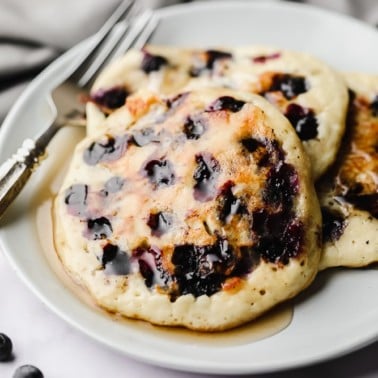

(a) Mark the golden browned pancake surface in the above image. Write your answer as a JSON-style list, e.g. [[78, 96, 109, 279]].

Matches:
[[55, 88, 321, 330]]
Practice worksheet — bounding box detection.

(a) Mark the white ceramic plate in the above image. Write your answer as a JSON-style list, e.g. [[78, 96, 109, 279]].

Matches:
[[0, 1, 377, 375]]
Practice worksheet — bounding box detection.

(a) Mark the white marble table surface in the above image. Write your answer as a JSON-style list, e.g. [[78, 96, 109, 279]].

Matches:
[[0, 249, 377, 378]]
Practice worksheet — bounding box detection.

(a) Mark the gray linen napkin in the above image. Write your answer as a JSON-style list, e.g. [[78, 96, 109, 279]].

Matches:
[[0, 0, 121, 122]]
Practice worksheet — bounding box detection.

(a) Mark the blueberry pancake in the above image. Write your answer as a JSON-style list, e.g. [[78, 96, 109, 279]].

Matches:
[[55, 88, 321, 331], [87, 45, 349, 179], [318, 73, 378, 270]]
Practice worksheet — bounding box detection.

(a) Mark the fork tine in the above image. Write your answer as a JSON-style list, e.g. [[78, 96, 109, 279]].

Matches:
[[132, 13, 160, 50], [109, 9, 154, 61], [69, 0, 135, 84], [78, 9, 156, 88], [76, 21, 131, 87]]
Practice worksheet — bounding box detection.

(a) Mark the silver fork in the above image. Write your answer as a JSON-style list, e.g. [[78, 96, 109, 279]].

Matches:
[[0, 0, 159, 219]]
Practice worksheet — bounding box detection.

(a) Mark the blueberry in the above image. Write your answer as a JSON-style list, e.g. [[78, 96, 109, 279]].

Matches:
[[285, 103, 318, 141], [141, 51, 168, 73], [183, 115, 206, 140], [143, 159, 175, 188], [193, 153, 220, 202], [102, 243, 130, 275], [263, 162, 299, 209], [217, 181, 247, 223], [13, 365, 43, 378], [240, 138, 264, 153], [252, 209, 304, 264], [206, 96, 245, 113], [171, 237, 236, 297], [189, 49, 232, 77], [268, 74, 308, 100], [90, 86, 128, 109], [130, 128, 158, 147], [103, 176, 124, 194], [132, 246, 170, 287], [165, 92, 189, 110], [321, 207, 346, 243], [0, 333, 12, 361], [64, 184, 88, 217], [147, 211, 173, 237], [240, 137, 271, 167], [85, 217, 112, 240], [84, 135, 129, 165], [371, 95, 378, 117]]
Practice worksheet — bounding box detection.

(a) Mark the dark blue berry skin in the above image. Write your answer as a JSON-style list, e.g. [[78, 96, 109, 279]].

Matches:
[[189, 49, 232, 77], [217, 181, 247, 223], [193, 153, 220, 202], [64, 184, 88, 217], [206, 96, 245, 113], [183, 116, 206, 140], [252, 209, 304, 265], [165, 92, 189, 110], [141, 52, 168, 73], [102, 176, 124, 196], [13, 365, 44, 378], [321, 207, 346, 243], [85, 217, 112, 240], [371, 95, 378, 116], [130, 128, 158, 147], [172, 238, 236, 297], [263, 161, 299, 209], [143, 159, 175, 188], [268, 74, 308, 100], [90, 87, 128, 109], [240, 138, 264, 153], [285, 103, 319, 141], [102, 244, 130, 275], [0, 333, 12, 361], [132, 246, 171, 288], [147, 212, 173, 237], [84, 135, 129, 166]]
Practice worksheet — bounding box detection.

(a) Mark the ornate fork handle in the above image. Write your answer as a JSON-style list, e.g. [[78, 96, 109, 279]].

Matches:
[[0, 122, 60, 217]]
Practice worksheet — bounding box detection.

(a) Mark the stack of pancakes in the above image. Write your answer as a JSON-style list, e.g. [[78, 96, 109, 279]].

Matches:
[[54, 46, 377, 331]]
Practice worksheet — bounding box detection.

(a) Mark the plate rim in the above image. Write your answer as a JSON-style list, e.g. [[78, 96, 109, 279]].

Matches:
[[0, 1, 377, 375]]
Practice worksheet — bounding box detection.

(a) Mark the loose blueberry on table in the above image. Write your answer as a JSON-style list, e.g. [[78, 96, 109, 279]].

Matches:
[[0, 332, 12, 361], [13, 365, 43, 378]]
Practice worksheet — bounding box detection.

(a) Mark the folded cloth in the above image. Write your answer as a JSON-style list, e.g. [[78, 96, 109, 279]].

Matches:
[[0, 0, 377, 124], [0, 0, 122, 123]]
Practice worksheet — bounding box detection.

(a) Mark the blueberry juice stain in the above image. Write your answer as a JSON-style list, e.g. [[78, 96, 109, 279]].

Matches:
[[132, 246, 171, 288], [184, 115, 207, 140], [217, 181, 247, 223], [147, 211, 173, 237], [64, 184, 88, 217], [143, 159, 175, 188]]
